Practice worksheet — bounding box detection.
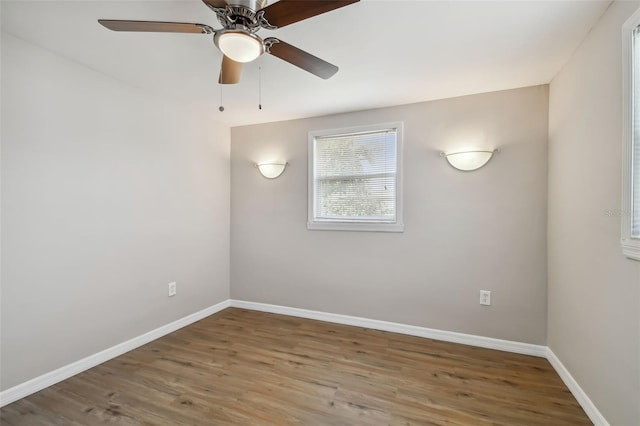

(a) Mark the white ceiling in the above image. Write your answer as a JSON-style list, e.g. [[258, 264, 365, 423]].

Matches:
[[1, 0, 611, 127]]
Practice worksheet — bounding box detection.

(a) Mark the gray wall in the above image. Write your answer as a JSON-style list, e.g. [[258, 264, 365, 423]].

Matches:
[[0, 34, 231, 390], [231, 85, 549, 345], [548, 1, 640, 424]]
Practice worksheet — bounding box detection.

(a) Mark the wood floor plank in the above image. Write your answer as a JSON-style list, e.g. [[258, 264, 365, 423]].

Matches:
[[1, 308, 591, 425]]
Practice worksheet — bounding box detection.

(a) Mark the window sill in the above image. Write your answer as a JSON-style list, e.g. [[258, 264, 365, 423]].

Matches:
[[622, 239, 640, 261], [307, 221, 404, 233]]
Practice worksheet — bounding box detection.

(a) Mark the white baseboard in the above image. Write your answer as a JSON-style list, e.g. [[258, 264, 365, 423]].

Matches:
[[229, 300, 547, 357], [546, 347, 609, 426], [0, 299, 231, 408]]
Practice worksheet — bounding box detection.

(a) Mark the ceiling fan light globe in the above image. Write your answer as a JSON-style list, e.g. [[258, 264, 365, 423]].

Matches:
[[216, 31, 264, 63]]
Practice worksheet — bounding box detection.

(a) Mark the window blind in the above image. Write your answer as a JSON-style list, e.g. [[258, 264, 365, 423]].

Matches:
[[313, 129, 397, 222]]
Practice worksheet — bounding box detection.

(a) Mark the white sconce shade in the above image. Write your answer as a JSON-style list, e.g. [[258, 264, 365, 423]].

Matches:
[[256, 162, 288, 179], [441, 149, 498, 171]]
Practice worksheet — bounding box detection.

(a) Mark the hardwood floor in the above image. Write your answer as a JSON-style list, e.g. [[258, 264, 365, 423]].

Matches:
[[1, 308, 591, 425]]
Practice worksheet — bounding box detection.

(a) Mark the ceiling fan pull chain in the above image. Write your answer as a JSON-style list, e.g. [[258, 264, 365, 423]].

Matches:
[[219, 84, 225, 112], [258, 65, 262, 110]]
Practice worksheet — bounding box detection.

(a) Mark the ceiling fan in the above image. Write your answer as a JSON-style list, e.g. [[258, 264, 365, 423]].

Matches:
[[98, 0, 359, 84]]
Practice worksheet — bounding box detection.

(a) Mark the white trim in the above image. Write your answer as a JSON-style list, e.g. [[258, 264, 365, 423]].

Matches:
[[307, 121, 405, 233], [306, 221, 405, 233], [0, 300, 231, 408], [229, 300, 547, 357], [621, 238, 640, 259], [546, 348, 610, 426], [621, 8, 640, 261]]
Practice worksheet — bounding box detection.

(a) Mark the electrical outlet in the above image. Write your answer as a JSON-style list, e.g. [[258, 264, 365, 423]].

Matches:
[[480, 290, 491, 306], [168, 282, 177, 297]]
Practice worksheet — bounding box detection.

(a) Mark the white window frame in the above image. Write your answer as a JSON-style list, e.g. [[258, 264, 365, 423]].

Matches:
[[622, 9, 640, 261], [307, 122, 404, 232]]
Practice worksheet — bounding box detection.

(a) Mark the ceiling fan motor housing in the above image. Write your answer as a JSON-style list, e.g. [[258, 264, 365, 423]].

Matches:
[[213, 0, 273, 32], [232, 0, 268, 11]]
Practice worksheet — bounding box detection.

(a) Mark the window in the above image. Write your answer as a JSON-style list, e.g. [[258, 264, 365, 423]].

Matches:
[[308, 122, 403, 232], [622, 10, 640, 260]]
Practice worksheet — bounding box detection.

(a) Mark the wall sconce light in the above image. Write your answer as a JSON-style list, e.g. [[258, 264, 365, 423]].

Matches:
[[256, 162, 288, 179], [440, 149, 499, 171]]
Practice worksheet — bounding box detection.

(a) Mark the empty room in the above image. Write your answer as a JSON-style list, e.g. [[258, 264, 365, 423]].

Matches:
[[1, 0, 639, 424]]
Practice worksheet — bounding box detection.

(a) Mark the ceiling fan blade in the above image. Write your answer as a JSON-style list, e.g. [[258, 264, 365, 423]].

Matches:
[[219, 55, 243, 84], [259, 0, 359, 28], [98, 20, 215, 34], [266, 38, 338, 80]]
